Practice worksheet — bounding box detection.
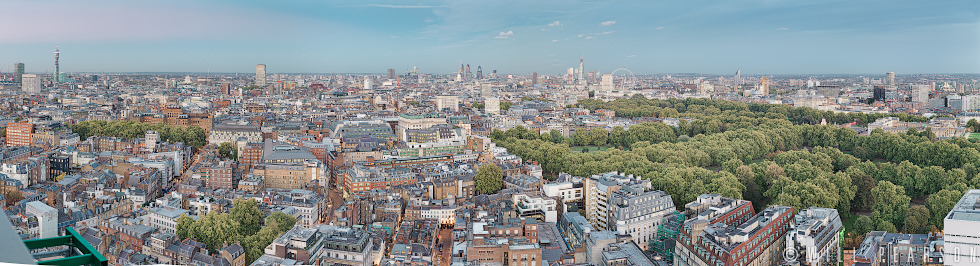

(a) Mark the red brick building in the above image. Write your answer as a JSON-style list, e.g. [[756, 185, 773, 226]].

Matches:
[[6, 121, 34, 147]]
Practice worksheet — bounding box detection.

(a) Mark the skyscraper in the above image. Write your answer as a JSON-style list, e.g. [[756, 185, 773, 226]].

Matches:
[[457, 63, 465, 81], [531, 72, 538, 86], [578, 58, 584, 82], [53, 47, 60, 83], [476, 66, 483, 79], [13, 63, 24, 84], [734, 69, 741, 88], [387, 68, 396, 80], [255, 64, 267, 86], [886, 72, 896, 86]]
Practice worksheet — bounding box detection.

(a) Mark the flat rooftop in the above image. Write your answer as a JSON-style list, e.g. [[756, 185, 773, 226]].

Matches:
[[947, 189, 980, 222]]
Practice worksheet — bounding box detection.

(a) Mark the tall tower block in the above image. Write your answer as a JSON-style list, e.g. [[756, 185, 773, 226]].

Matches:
[[13, 63, 24, 84], [54, 47, 60, 83], [255, 64, 267, 86]]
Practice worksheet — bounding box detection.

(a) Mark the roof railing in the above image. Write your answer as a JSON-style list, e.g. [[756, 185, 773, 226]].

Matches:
[[23, 227, 107, 266]]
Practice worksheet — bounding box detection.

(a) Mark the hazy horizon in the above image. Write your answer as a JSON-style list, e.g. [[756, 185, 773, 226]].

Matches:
[[1, 0, 978, 75]]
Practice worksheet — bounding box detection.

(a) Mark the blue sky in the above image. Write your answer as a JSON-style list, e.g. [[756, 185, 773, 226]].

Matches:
[[0, 0, 977, 75]]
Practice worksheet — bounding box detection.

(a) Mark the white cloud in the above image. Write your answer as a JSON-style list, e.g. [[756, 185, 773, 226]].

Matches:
[[367, 4, 444, 9], [548, 21, 562, 27], [778, 27, 789, 31], [552, 39, 559, 42], [600, 20, 616, 26], [494, 30, 514, 39], [656, 26, 664, 30], [601, 31, 614, 35], [577, 33, 585, 38], [627, 54, 637, 58], [585, 36, 594, 39]]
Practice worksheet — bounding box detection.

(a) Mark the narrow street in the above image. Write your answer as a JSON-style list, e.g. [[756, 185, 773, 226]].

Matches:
[[321, 184, 345, 224], [435, 226, 453, 266]]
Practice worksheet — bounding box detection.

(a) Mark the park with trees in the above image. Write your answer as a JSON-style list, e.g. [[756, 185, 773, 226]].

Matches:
[[486, 96, 980, 246], [70, 120, 208, 149]]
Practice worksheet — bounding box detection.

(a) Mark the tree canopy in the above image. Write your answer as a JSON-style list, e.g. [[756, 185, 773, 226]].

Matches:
[[475, 163, 503, 195], [485, 96, 979, 235], [70, 120, 207, 148], [173, 199, 291, 265]]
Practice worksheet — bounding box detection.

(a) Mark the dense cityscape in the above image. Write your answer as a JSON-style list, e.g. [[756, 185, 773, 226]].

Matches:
[[0, 53, 978, 266], [1, 1, 980, 266]]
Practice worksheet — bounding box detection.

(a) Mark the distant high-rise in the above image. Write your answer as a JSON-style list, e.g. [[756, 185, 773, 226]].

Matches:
[[53, 47, 60, 83], [457, 63, 465, 81], [476, 66, 483, 79], [387, 68, 396, 80], [22, 74, 40, 94], [578, 58, 585, 82], [886, 72, 896, 86], [911, 84, 930, 103], [873, 86, 887, 102], [734, 69, 741, 88], [255, 64, 267, 86], [531, 72, 538, 86], [601, 74, 614, 91], [760, 77, 769, 96], [219, 84, 231, 95], [13, 63, 24, 84], [435, 95, 460, 112]]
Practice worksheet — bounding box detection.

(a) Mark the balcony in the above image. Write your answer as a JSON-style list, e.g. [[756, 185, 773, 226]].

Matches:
[[0, 216, 106, 266]]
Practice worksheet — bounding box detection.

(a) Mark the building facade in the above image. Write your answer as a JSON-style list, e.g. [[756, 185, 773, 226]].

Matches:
[[944, 189, 980, 266]]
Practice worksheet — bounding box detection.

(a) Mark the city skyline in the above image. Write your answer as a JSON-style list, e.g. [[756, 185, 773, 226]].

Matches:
[[0, 0, 977, 75]]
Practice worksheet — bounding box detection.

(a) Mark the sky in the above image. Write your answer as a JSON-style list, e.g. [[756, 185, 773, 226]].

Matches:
[[0, 0, 978, 75]]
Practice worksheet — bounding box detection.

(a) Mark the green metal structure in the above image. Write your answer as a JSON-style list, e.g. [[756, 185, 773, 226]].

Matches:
[[23, 227, 107, 266], [650, 211, 685, 261]]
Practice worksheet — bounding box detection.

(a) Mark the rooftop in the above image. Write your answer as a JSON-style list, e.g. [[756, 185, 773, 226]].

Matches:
[[703, 205, 792, 250], [946, 189, 980, 222], [150, 207, 189, 219], [261, 139, 317, 162]]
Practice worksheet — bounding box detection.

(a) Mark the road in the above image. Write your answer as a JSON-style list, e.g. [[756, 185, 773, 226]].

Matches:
[[435, 226, 453, 266], [321, 184, 345, 224]]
